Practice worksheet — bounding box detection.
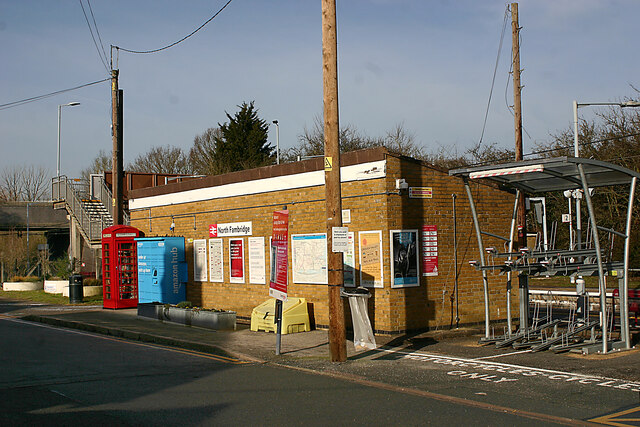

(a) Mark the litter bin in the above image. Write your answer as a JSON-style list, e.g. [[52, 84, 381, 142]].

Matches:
[[69, 274, 84, 304], [341, 287, 376, 351]]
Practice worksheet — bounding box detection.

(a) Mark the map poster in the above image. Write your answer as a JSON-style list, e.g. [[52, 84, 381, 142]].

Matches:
[[358, 231, 383, 288], [208, 238, 223, 283], [229, 238, 245, 283], [390, 230, 419, 288], [422, 225, 438, 276], [193, 239, 208, 282], [343, 232, 356, 287], [291, 233, 328, 284], [248, 237, 266, 284], [270, 210, 289, 300]]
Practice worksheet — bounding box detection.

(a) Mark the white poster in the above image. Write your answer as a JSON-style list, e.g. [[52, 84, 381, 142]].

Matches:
[[248, 237, 266, 284], [291, 233, 328, 284], [208, 238, 223, 283], [193, 239, 208, 282], [344, 232, 356, 287]]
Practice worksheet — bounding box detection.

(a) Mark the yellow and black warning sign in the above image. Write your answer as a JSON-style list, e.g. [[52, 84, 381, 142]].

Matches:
[[324, 156, 333, 171]]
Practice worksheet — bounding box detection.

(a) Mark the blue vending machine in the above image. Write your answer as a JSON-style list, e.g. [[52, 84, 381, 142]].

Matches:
[[135, 237, 188, 304]]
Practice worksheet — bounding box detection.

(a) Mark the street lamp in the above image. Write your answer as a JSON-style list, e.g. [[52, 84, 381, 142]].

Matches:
[[572, 100, 640, 249], [57, 102, 81, 177], [272, 120, 280, 165]]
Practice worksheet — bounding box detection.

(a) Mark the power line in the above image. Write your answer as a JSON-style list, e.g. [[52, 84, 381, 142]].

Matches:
[[478, 5, 509, 148], [87, 0, 110, 69], [0, 78, 110, 111], [79, 0, 110, 73], [113, 0, 234, 55]]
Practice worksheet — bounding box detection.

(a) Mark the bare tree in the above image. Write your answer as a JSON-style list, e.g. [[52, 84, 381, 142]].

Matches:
[[127, 145, 192, 174], [81, 149, 112, 181], [189, 127, 224, 175], [0, 165, 50, 201]]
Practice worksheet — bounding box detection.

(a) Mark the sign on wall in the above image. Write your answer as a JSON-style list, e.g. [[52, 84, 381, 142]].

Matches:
[[248, 236, 266, 284], [292, 233, 328, 284], [409, 187, 433, 199], [229, 238, 245, 283], [193, 239, 208, 282], [208, 238, 223, 282], [358, 230, 383, 288], [270, 210, 289, 301], [209, 221, 252, 237], [390, 230, 419, 288], [422, 225, 439, 276]]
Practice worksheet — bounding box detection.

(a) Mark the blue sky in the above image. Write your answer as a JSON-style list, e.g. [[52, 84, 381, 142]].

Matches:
[[2, 0, 640, 179]]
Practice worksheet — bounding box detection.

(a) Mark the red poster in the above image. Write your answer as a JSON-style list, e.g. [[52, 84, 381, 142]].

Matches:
[[270, 210, 289, 300], [421, 225, 438, 276], [229, 238, 244, 283]]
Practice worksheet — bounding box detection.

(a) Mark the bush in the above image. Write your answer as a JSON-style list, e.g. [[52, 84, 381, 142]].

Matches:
[[9, 275, 41, 282], [176, 301, 193, 309], [83, 278, 102, 287]]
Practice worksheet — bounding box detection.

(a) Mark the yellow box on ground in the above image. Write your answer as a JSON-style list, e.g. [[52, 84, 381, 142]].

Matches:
[[250, 297, 311, 334]]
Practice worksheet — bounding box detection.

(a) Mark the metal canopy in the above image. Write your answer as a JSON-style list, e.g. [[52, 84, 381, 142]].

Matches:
[[449, 156, 640, 193], [448, 156, 639, 354]]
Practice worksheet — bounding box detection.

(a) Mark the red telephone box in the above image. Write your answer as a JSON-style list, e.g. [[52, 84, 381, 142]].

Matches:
[[101, 225, 144, 309]]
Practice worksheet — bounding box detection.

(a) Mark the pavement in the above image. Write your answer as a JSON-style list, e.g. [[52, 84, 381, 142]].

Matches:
[[1, 297, 639, 383]]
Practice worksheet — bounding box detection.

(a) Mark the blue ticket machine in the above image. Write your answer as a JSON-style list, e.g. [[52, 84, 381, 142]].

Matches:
[[135, 237, 188, 304]]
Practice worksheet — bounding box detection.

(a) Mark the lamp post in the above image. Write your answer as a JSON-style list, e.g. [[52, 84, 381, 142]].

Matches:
[[572, 100, 640, 250], [57, 102, 81, 177], [272, 120, 280, 165]]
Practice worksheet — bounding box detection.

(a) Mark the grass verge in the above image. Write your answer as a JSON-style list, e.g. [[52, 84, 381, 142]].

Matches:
[[0, 289, 102, 305]]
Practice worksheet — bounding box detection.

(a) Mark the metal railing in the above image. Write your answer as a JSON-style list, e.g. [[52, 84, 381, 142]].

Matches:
[[89, 174, 129, 224], [52, 176, 126, 246]]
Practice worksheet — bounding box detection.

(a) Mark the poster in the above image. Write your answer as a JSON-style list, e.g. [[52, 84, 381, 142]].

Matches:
[[270, 210, 289, 300], [343, 232, 356, 287], [291, 233, 328, 284], [208, 238, 223, 282], [358, 231, 383, 288], [229, 238, 245, 283], [248, 236, 266, 284], [193, 239, 208, 282], [422, 225, 439, 276], [390, 230, 419, 288]]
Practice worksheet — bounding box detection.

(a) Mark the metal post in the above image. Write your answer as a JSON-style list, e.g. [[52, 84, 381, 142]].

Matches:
[[577, 164, 607, 353], [272, 120, 280, 165], [57, 105, 62, 178], [464, 180, 491, 338], [452, 193, 459, 328], [506, 190, 520, 336], [275, 299, 283, 355], [621, 176, 636, 349]]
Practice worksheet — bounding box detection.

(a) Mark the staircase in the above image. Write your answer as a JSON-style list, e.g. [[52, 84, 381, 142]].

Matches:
[[52, 175, 128, 249]]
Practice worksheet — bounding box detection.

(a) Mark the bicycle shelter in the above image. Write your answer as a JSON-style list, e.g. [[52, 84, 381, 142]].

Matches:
[[450, 156, 639, 354]]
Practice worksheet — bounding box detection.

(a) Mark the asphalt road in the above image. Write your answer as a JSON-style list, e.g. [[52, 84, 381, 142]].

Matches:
[[0, 316, 569, 426]]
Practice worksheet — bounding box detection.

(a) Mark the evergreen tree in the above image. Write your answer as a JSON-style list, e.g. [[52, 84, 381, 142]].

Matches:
[[212, 101, 274, 173]]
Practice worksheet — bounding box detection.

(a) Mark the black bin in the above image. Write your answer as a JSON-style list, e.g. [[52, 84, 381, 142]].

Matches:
[[69, 274, 84, 303]]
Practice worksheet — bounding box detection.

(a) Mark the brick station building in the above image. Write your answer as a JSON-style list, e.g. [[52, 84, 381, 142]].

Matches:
[[127, 147, 513, 334]]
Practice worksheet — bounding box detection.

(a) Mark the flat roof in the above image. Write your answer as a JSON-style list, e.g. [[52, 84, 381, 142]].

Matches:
[[449, 156, 640, 193]]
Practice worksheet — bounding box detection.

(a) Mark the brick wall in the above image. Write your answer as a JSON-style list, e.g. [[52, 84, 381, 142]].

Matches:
[[129, 149, 516, 334]]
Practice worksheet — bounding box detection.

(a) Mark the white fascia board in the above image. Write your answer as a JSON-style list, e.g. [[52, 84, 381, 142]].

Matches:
[[129, 159, 386, 210]]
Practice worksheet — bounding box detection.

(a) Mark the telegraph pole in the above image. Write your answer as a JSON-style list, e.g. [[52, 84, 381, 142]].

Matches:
[[322, 0, 347, 362], [511, 3, 526, 248], [111, 69, 124, 225]]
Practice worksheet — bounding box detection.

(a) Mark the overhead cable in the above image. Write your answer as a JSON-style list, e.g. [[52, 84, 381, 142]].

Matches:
[[477, 5, 509, 148], [113, 0, 234, 55], [0, 78, 110, 111], [79, 0, 110, 73]]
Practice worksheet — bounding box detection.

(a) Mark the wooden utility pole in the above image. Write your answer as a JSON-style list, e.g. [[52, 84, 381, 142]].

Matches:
[[111, 69, 124, 225], [322, 0, 347, 363], [511, 3, 526, 248]]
